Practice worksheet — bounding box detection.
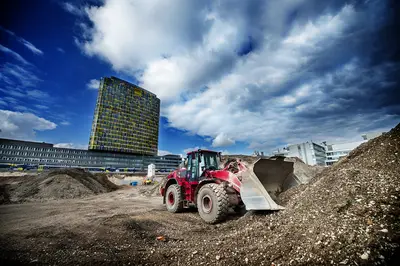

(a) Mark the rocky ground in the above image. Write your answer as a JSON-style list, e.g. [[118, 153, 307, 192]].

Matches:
[[0, 123, 399, 265]]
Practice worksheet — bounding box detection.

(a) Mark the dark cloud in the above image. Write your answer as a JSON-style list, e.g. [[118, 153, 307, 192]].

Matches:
[[80, 0, 399, 152]]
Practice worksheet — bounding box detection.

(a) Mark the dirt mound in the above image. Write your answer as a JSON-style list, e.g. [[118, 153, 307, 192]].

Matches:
[[216, 123, 400, 265], [92, 173, 120, 191], [138, 183, 162, 197], [0, 168, 119, 203], [284, 157, 325, 184], [222, 155, 259, 166], [140, 123, 399, 265]]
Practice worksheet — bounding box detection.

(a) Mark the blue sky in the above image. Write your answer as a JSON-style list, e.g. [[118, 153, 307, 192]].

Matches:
[[0, 0, 399, 156]]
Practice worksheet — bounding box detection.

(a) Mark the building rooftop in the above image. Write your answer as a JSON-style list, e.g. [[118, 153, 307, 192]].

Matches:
[[108, 76, 157, 97], [0, 138, 53, 148]]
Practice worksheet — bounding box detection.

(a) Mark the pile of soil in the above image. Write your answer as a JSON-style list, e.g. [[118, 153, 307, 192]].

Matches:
[[0, 169, 119, 204], [92, 173, 120, 191], [284, 157, 325, 184], [222, 155, 259, 166], [138, 183, 162, 197], [142, 123, 399, 265], [217, 123, 399, 265]]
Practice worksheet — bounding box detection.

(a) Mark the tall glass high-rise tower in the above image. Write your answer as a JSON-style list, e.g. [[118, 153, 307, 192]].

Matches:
[[89, 76, 160, 156]]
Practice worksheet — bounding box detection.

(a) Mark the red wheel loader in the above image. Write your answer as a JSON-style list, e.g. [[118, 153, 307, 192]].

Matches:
[[160, 149, 300, 224]]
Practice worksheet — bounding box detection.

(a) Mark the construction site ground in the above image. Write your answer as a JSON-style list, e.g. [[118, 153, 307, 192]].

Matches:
[[1, 123, 399, 265], [0, 183, 245, 265]]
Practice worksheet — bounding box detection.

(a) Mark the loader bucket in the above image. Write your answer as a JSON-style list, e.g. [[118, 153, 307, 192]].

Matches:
[[240, 158, 300, 210]]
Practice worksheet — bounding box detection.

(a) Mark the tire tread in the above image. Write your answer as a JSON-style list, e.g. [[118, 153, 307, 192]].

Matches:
[[166, 184, 183, 213], [198, 183, 229, 224]]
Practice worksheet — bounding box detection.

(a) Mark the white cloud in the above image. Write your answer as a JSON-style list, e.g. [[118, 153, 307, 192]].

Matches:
[[0, 87, 51, 102], [212, 132, 235, 147], [26, 89, 51, 101], [0, 99, 7, 106], [34, 104, 49, 110], [219, 150, 230, 155], [20, 39, 43, 55], [80, 0, 212, 71], [87, 79, 100, 90], [0, 110, 57, 139], [57, 47, 65, 53], [161, 3, 396, 151], [1, 63, 41, 88], [14, 105, 34, 113], [158, 150, 172, 156], [183, 146, 208, 154], [0, 45, 31, 65], [60, 121, 71, 126], [0, 87, 25, 98], [3, 97, 18, 105], [62, 2, 85, 16], [0, 27, 43, 56], [54, 143, 87, 150], [75, 1, 399, 153]]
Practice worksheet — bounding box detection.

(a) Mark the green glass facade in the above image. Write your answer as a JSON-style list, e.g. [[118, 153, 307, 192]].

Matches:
[[89, 76, 160, 156]]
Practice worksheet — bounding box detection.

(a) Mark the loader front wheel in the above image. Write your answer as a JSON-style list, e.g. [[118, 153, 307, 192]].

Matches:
[[197, 183, 229, 224], [166, 184, 183, 213]]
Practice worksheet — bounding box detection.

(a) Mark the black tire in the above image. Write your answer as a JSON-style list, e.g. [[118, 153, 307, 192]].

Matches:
[[234, 202, 247, 215], [197, 183, 229, 224], [165, 184, 183, 213]]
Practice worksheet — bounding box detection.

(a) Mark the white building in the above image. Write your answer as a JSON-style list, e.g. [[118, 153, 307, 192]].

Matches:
[[271, 132, 383, 167], [272, 141, 326, 166], [324, 132, 383, 165]]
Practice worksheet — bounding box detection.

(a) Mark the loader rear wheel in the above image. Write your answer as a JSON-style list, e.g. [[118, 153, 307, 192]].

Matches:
[[197, 183, 229, 224], [166, 184, 183, 213]]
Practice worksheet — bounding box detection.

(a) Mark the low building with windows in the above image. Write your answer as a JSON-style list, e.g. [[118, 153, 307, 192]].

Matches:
[[272, 141, 326, 166], [323, 132, 383, 166], [0, 138, 181, 171]]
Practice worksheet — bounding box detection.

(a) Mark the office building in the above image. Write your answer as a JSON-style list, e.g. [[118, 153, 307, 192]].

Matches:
[[272, 132, 384, 166], [272, 141, 326, 166], [0, 138, 181, 171], [89, 76, 160, 156]]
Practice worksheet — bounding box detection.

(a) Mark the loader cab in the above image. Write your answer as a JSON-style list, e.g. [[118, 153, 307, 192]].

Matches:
[[186, 150, 221, 181]]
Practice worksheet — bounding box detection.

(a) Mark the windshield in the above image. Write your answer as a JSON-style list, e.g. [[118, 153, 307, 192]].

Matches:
[[203, 153, 219, 170]]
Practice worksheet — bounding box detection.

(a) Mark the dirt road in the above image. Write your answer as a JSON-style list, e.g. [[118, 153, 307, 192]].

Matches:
[[0, 187, 239, 265]]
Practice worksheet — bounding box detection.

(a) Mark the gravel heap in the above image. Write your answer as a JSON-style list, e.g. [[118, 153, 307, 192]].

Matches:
[[0, 168, 119, 203], [222, 155, 259, 166], [284, 157, 325, 184], [146, 123, 399, 265], [221, 123, 399, 265]]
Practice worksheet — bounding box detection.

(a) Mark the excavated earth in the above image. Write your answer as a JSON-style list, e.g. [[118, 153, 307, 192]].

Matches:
[[0, 123, 399, 265], [0, 169, 119, 204]]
